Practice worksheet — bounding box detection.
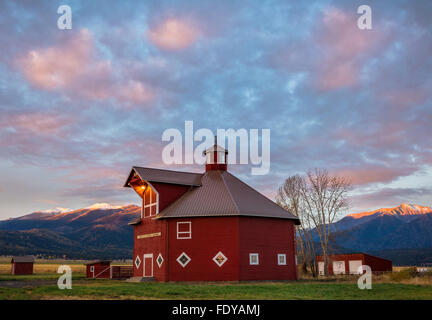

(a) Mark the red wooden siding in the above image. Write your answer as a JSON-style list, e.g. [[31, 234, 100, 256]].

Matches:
[[167, 217, 240, 281], [133, 217, 167, 281], [238, 217, 297, 281], [86, 262, 111, 279], [363, 254, 392, 272], [133, 215, 298, 282], [110, 266, 133, 279], [316, 253, 392, 275], [11, 262, 33, 275], [150, 182, 190, 212]]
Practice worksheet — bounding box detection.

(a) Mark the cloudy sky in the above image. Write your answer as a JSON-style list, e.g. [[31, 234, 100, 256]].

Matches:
[[0, 0, 431, 219]]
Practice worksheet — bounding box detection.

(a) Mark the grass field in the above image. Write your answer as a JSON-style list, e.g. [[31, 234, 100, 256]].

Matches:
[[1, 277, 432, 300], [0, 261, 431, 300]]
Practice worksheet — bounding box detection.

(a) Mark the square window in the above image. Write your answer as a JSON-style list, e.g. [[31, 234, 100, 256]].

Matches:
[[278, 254, 287, 265], [177, 222, 191, 239], [249, 253, 259, 265]]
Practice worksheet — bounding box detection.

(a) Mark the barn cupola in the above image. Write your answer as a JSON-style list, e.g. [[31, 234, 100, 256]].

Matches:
[[203, 136, 228, 171]]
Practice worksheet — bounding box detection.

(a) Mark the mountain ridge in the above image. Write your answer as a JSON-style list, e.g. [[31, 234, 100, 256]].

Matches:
[[0, 204, 140, 259]]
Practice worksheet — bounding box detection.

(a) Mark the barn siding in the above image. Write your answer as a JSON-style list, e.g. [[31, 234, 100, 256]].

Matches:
[[133, 215, 298, 282], [132, 183, 190, 281], [316, 253, 392, 275], [86, 262, 111, 278], [238, 217, 297, 281], [12, 262, 33, 275], [150, 182, 190, 212], [133, 218, 167, 281], [363, 254, 392, 272], [167, 217, 240, 281]]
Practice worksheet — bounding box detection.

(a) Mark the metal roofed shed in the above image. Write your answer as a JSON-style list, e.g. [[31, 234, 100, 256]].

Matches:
[[11, 256, 35, 275]]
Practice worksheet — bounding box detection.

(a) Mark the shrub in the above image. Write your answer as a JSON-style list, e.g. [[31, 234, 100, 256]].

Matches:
[[389, 267, 418, 282]]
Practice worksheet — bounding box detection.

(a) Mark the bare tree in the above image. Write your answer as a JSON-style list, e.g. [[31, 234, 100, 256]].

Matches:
[[276, 175, 317, 276], [277, 169, 351, 277], [301, 169, 351, 276]]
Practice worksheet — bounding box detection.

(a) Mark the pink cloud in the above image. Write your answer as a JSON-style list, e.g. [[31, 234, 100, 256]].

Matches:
[[116, 80, 155, 105], [2, 112, 72, 136], [314, 7, 386, 90], [333, 165, 416, 186], [18, 29, 98, 90], [17, 29, 155, 106], [147, 18, 201, 51], [380, 87, 429, 111]]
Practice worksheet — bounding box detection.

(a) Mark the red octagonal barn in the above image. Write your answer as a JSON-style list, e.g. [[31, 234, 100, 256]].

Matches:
[[124, 143, 300, 282]]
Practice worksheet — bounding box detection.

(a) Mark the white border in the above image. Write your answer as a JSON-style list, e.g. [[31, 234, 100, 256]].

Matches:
[[176, 252, 191, 268], [277, 254, 287, 265], [135, 255, 141, 269], [177, 221, 192, 239], [143, 253, 153, 277], [213, 251, 228, 267], [141, 181, 159, 218], [156, 253, 164, 268], [249, 253, 259, 265]]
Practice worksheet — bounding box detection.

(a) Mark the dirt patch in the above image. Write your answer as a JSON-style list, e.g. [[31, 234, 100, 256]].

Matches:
[[0, 280, 56, 288], [0, 279, 89, 288]]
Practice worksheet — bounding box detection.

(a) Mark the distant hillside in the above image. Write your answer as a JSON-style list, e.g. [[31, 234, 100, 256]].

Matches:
[[0, 204, 140, 259], [326, 204, 432, 265]]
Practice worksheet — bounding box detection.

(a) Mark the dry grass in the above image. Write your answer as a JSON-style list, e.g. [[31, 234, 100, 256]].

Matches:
[[0, 263, 85, 275], [298, 265, 432, 286]]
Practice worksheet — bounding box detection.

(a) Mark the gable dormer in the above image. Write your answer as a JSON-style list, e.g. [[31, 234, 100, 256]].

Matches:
[[124, 167, 202, 220]]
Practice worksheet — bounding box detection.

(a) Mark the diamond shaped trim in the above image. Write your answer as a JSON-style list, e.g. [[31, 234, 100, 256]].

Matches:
[[135, 255, 141, 268], [157, 253, 164, 268], [212, 251, 228, 267], [176, 252, 191, 268]]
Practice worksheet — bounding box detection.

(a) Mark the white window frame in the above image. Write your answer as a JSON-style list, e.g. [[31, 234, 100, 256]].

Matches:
[[90, 266, 94, 272], [249, 253, 259, 265], [141, 181, 159, 218], [278, 254, 287, 265], [143, 253, 153, 277], [217, 151, 225, 164], [177, 221, 192, 239]]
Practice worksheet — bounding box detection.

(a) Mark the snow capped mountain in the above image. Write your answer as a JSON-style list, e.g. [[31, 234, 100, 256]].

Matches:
[[84, 203, 125, 210], [40, 207, 72, 214], [346, 203, 432, 220], [0, 204, 141, 258], [330, 203, 432, 259]]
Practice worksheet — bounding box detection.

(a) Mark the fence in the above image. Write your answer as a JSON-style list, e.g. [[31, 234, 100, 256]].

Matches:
[[89, 265, 133, 279]]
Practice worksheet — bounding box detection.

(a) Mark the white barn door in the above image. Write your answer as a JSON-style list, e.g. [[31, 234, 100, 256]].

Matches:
[[333, 261, 346, 274], [318, 262, 324, 275], [349, 260, 363, 274]]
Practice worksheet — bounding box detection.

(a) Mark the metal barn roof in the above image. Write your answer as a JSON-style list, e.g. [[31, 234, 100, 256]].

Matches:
[[11, 256, 35, 263], [124, 166, 203, 187], [156, 170, 300, 223], [84, 260, 111, 265]]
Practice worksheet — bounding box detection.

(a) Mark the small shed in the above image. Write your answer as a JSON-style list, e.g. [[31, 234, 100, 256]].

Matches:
[[316, 253, 392, 275], [11, 256, 35, 275], [85, 260, 111, 279]]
